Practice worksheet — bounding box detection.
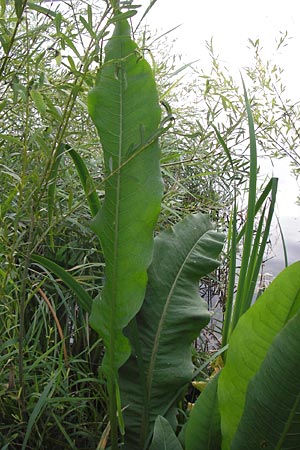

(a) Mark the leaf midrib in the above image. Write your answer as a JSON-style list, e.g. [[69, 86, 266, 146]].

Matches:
[[109, 56, 124, 371]]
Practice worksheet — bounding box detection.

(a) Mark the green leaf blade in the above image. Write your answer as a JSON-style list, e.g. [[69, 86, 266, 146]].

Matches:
[[119, 213, 225, 449], [231, 310, 300, 450], [149, 416, 184, 450], [88, 19, 163, 373], [218, 261, 300, 450], [185, 374, 221, 450], [31, 254, 92, 314]]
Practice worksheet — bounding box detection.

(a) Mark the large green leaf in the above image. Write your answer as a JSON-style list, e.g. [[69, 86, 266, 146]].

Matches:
[[231, 309, 300, 449], [87, 18, 163, 447], [185, 373, 221, 450], [149, 416, 184, 450], [218, 261, 300, 450], [119, 213, 225, 450], [88, 19, 163, 374]]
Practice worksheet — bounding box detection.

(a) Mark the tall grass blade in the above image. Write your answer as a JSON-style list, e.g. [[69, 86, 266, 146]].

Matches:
[[241, 178, 278, 312], [31, 254, 92, 313], [22, 370, 59, 450], [277, 216, 289, 268], [221, 195, 237, 348]]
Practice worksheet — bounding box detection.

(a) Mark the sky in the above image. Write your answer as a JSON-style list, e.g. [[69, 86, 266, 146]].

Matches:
[[136, 0, 300, 271], [144, 2, 297, 61], [139, 0, 300, 94]]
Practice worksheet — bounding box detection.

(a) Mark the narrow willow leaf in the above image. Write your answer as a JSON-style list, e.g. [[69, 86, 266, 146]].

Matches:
[[27, 2, 57, 17], [68, 148, 100, 218], [30, 89, 46, 115], [149, 416, 183, 450], [231, 309, 300, 450], [48, 143, 65, 249], [59, 32, 81, 59], [79, 15, 96, 38], [107, 10, 137, 25], [14, 0, 22, 19], [0, 0, 6, 17], [0, 134, 22, 145], [185, 374, 221, 450], [1, 186, 19, 219], [0, 100, 7, 112], [67, 55, 77, 72], [119, 213, 225, 450], [87, 4, 92, 26], [31, 255, 92, 313], [218, 261, 300, 450], [43, 96, 62, 122], [55, 12, 62, 34]]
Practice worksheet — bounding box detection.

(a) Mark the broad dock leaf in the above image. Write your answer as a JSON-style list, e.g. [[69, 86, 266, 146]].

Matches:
[[87, 19, 163, 374], [119, 213, 225, 450], [149, 416, 184, 450], [185, 373, 221, 450], [231, 309, 300, 449], [218, 261, 300, 450]]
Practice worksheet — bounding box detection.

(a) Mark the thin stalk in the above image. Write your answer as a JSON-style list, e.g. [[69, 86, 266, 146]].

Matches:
[[108, 378, 119, 450], [18, 12, 32, 417], [18, 208, 34, 417], [0, 0, 29, 78]]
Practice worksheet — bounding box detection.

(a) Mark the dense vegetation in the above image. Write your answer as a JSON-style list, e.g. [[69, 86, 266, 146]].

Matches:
[[0, 1, 300, 449]]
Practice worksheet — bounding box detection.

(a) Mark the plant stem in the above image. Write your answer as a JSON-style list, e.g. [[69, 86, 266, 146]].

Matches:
[[108, 378, 118, 450], [18, 209, 34, 417]]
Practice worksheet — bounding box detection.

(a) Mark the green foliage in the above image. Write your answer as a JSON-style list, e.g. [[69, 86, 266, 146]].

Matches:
[[149, 416, 184, 450], [231, 308, 300, 449], [0, 0, 111, 446], [119, 213, 224, 449], [87, 16, 164, 446], [183, 262, 300, 450], [88, 17, 163, 374], [218, 261, 300, 449], [1, 0, 300, 448], [185, 374, 221, 450]]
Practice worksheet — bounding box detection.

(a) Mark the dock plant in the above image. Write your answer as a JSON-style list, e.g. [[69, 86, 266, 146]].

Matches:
[[1, 0, 300, 448]]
